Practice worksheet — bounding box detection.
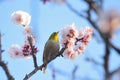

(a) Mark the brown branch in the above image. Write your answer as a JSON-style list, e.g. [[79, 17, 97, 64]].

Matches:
[[65, 1, 105, 41], [23, 42, 68, 80], [109, 67, 120, 77], [66, 0, 120, 54], [0, 33, 14, 80], [66, 1, 120, 80], [72, 66, 78, 80], [66, 0, 117, 56], [85, 57, 102, 65], [28, 37, 38, 68], [52, 69, 56, 80], [110, 42, 120, 54], [0, 33, 2, 61], [103, 38, 110, 79], [0, 62, 14, 80]]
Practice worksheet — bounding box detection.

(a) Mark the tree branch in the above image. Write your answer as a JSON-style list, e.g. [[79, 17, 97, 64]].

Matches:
[[103, 38, 110, 79], [109, 67, 120, 77], [66, 1, 120, 79], [110, 42, 120, 54], [0, 61, 14, 80], [23, 42, 68, 80], [0, 32, 14, 80], [65, 1, 105, 41], [52, 69, 56, 80], [28, 37, 38, 68], [72, 66, 78, 80]]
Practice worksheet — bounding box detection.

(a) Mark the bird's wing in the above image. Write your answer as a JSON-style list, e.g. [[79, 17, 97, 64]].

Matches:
[[43, 40, 59, 63], [49, 41, 60, 60]]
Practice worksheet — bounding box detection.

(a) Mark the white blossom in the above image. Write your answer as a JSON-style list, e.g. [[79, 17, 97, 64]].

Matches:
[[60, 24, 93, 59], [11, 10, 31, 26], [8, 44, 23, 58]]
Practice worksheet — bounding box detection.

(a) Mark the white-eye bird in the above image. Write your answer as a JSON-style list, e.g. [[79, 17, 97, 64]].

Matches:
[[42, 32, 60, 73]]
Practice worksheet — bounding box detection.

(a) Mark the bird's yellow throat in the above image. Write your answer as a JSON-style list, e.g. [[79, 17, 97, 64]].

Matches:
[[49, 32, 59, 43]]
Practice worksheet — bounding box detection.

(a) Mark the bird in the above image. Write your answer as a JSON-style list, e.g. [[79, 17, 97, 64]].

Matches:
[[42, 32, 60, 73]]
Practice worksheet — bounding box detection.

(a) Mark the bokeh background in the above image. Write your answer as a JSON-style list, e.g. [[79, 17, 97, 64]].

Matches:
[[0, 0, 120, 80]]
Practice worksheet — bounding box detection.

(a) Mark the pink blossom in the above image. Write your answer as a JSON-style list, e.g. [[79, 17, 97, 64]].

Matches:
[[78, 27, 93, 45], [63, 48, 74, 59], [64, 48, 78, 59], [8, 43, 38, 59], [74, 43, 86, 55], [60, 23, 78, 39], [8, 44, 23, 58], [24, 26, 36, 43], [60, 24, 93, 59], [67, 39, 75, 47], [70, 53, 78, 60], [11, 10, 31, 26], [24, 35, 36, 45], [22, 43, 38, 56], [79, 27, 93, 38], [60, 23, 78, 47], [24, 26, 32, 35]]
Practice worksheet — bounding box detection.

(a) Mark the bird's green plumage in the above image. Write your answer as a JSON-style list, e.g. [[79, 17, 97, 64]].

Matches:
[[48, 32, 59, 43], [42, 32, 60, 73]]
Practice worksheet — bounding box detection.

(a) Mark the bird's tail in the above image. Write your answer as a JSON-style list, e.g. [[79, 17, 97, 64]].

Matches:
[[43, 64, 47, 74]]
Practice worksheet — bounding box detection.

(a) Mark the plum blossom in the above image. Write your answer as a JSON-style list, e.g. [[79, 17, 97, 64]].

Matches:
[[60, 24, 93, 59], [24, 26, 32, 35], [64, 48, 78, 60], [24, 26, 36, 44], [8, 42, 38, 59], [8, 44, 23, 58], [64, 48, 74, 58], [78, 27, 93, 45], [11, 10, 31, 26], [21, 43, 38, 58], [60, 23, 78, 47], [70, 53, 78, 60], [9, 11, 38, 59], [74, 43, 86, 55]]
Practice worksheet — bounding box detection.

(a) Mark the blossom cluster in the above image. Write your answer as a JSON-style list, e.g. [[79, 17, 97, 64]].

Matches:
[[8, 11, 38, 59], [60, 23, 93, 59]]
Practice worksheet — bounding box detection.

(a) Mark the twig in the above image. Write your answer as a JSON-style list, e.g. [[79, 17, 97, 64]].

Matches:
[[52, 69, 56, 80], [66, 1, 120, 80], [109, 67, 120, 77], [0, 33, 2, 61], [28, 37, 38, 68], [110, 42, 120, 54], [75, 38, 83, 45], [72, 66, 78, 80], [0, 32, 14, 80], [23, 42, 68, 80], [0, 62, 14, 80], [65, 1, 105, 41], [85, 57, 102, 65], [103, 38, 110, 79]]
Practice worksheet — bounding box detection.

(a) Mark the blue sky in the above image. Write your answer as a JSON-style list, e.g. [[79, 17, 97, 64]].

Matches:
[[0, 0, 120, 80]]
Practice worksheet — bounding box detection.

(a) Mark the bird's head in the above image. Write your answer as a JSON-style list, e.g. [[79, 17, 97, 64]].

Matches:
[[49, 32, 59, 43]]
